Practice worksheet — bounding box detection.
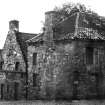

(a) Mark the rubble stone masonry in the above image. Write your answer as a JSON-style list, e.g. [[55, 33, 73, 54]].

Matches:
[[27, 39, 105, 100]]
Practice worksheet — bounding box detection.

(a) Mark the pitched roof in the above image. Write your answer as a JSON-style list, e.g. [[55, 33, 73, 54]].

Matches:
[[54, 12, 105, 41], [53, 13, 77, 39], [26, 33, 44, 43], [56, 28, 105, 41], [78, 12, 105, 32], [17, 32, 37, 41], [16, 32, 37, 62]]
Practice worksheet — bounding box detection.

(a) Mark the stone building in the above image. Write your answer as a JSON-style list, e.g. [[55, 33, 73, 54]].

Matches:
[[1, 10, 105, 100], [1, 20, 37, 100]]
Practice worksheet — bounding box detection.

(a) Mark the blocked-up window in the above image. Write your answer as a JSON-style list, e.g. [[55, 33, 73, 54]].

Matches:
[[33, 53, 37, 65], [33, 73, 38, 87], [86, 47, 93, 65]]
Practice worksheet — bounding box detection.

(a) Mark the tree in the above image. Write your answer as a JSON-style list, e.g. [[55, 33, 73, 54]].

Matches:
[[53, 3, 91, 23]]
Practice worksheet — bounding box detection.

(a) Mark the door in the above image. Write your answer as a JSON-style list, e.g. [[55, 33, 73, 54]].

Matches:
[[14, 82, 19, 100], [73, 71, 79, 99], [89, 73, 100, 99], [1, 84, 4, 100]]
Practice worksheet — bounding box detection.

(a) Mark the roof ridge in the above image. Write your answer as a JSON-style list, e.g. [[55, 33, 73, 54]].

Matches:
[[19, 32, 37, 35]]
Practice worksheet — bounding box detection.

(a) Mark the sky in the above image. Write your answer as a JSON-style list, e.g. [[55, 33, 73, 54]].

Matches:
[[0, 0, 105, 48]]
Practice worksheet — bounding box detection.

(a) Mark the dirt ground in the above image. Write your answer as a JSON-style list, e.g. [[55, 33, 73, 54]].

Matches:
[[0, 100, 104, 105]]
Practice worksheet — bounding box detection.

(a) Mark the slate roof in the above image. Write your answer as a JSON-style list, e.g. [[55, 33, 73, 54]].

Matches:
[[53, 13, 77, 39], [54, 12, 105, 41], [55, 28, 105, 40], [17, 32, 37, 42], [14, 11, 105, 63], [78, 12, 105, 32], [26, 33, 44, 43], [16, 32, 37, 62]]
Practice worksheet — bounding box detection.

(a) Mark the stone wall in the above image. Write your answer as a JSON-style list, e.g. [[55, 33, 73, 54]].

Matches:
[[27, 39, 105, 100], [1, 29, 26, 100], [0, 72, 26, 100], [2, 30, 26, 72]]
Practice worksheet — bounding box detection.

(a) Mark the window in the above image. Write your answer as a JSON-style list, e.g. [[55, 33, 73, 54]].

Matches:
[[33, 73, 38, 87], [0, 61, 4, 69], [33, 53, 37, 65], [1, 84, 4, 99], [15, 62, 19, 71], [7, 84, 9, 93], [86, 47, 93, 65], [94, 48, 99, 65], [21, 73, 24, 78], [94, 48, 105, 65]]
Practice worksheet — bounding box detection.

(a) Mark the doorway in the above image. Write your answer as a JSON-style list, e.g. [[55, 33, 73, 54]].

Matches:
[[73, 71, 79, 99], [14, 82, 19, 100], [1, 84, 4, 100]]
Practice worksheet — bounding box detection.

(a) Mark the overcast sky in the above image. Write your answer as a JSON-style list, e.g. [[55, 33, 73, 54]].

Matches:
[[0, 0, 105, 48]]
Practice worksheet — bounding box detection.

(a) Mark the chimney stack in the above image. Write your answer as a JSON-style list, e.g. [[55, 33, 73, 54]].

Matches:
[[44, 11, 58, 47], [9, 20, 19, 32]]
